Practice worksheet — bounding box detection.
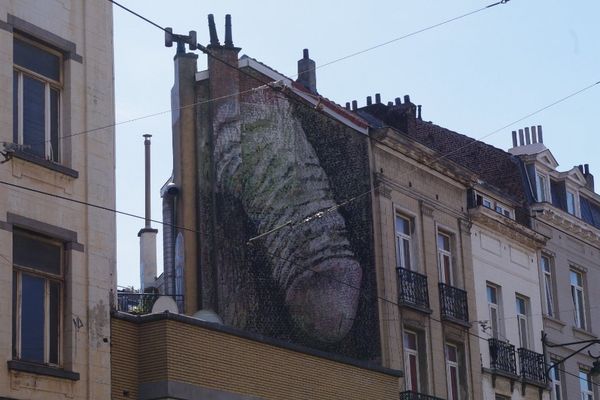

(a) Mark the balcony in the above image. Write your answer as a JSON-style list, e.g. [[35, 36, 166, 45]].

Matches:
[[438, 283, 469, 325], [117, 292, 184, 315], [518, 348, 546, 385], [488, 339, 517, 376], [397, 267, 430, 311], [400, 391, 445, 400]]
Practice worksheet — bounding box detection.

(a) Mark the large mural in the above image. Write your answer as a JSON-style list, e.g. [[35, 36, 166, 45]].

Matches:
[[197, 80, 379, 361]]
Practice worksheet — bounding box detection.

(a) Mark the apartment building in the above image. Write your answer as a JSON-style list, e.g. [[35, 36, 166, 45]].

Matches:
[[509, 127, 600, 400], [0, 1, 115, 399]]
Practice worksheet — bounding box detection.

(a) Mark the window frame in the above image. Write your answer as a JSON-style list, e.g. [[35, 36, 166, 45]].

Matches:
[[403, 329, 421, 392], [536, 171, 549, 202], [395, 214, 414, 271], [486, 283, 501, 339], [13, 34, 63, 162], [570, 269, 587, 330], [579, 369, 594, 400], [445, 343, 461, 400], [549, 360, 563, 400], [516, 294, 530, 349], [541, 255, 556, 318], [437, 231, 454, 286], [12, 229, 64, 367]]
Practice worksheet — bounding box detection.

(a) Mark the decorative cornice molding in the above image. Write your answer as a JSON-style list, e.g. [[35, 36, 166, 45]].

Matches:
[[532, 204, 600, 249], [469, 207, 547, 249]]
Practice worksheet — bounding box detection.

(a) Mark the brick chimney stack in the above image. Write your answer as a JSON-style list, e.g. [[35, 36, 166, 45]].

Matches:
[[297, 49, 317, 93]]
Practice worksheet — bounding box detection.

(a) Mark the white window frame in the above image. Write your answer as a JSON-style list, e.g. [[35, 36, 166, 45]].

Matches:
[[437, 231, 453, 285], [516, 295, 530, 349], [12, 230, 63, 366], [536, 171, 549, 202], [579, 369, 594, 400], [566, 189, 579, 216], [550, 361, 563, 400], [541, 255, 555, 318], [446, 343, 461, 400], [395, 214, 413, 271], [570, 269, 587, 330], [476, 193, 513, 219], [486, 284, 501, 339], [13, 35, 62, 162], [403, 330, 421, 392]]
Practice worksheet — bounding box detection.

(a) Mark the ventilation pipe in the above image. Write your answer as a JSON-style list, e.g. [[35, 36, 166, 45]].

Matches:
[[139, 134, 158, 292]]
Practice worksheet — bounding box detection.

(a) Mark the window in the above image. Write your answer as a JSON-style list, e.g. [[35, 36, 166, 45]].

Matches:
[[516, 295, 530, 349], [550, 362, 563, 400], [437, 232, 453, 285], [446, 343, 461, 400], [580, 369, 594, 400], [571, 269, 586, 330], [541, 255, 555, 317], [487, 284, 501, 338], [404, 330, 421, 392], [475, 193, 513, 219], [567, 190, 576, 215], [12, 229, 63, 365], [395, 215, 413, 270], [536, 172, 548, 202], [13, 36, 62, 161]]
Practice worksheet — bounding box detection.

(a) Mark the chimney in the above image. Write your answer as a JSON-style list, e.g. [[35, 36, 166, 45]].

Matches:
[[352, 100, 357, 110], [584, 163, 595, 191], [366, 96, 372, 106], [375, 93, 381, 104], [395, 97, 401, 106], [531, 126, 538, 143], [297, 49, 317, 93], [518, 129, 525, 146], [525, 127, 531, 145], [139, 134, 158, 293], [537, 125, 544, 143], [345, 102, 350, 110], [417, 105, 422, 120], [512, 131, 517, 147]]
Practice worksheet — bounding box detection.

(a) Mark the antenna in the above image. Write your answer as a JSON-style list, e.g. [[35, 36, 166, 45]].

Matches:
[[164, 27, 198, 53]]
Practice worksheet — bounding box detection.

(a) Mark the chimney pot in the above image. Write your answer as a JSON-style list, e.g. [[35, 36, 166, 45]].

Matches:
[[345, 102, 350, 110], [375, 93, 381, 104], [404, 95, 410, 104], [519, 129, 524, 146], [352, 100, 357, 110], [387, 101, 393, 106], [395, 97, 401, 106], [224, 14, 233, 47], [537, 125, 543, 143], [417, 105, 422, 120], [303, 48, 309, 59], [531, 126, 538, 143], [585, 164, 590, 174], [367, 96, 372, 106], [525, 127, 531, 145], [512, 131, 517, 147], [296, 48, 317, 93], [208, 14, 220, 46]]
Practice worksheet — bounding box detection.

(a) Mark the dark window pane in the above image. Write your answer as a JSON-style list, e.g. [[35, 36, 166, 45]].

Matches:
[[13, 231, 61, 275], [22, 76, 45, 158], [13, 71, 18, 144], [20, 274, 45, 363], [49, 281, 60, 364], [12, 271, 17, 359], [14, 38, 60, 81], [50, 88, 59, 161]]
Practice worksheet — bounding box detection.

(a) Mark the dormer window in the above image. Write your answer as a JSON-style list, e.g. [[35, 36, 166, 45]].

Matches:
[[566, 190, 577, 216], [536, 172, 549, 202], [474, 193, 514, 219]]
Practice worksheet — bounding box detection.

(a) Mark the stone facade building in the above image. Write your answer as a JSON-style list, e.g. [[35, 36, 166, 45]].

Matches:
[[0, 1, 116, 399]]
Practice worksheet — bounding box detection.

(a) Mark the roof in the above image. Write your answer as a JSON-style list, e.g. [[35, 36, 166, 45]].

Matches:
[[359, 103, 528, 204]]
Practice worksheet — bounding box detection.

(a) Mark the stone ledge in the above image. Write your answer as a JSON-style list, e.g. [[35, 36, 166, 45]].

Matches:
[[7, 360, 80, 381], [12, 150, 79, 178]]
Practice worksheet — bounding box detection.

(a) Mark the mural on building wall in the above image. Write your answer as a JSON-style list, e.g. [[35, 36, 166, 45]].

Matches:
[[199, 83, 379, 361]]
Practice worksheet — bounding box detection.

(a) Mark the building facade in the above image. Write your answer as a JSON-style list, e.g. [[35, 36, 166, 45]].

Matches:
[[0, 1, 116, 399]]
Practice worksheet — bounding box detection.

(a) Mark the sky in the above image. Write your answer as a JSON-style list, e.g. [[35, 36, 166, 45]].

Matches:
[[113, 0, 600, 289]]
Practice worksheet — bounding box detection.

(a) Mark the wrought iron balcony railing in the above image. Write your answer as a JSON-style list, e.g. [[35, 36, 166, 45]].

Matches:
[[488, 338, 517, 375], [438, 283, 469, 324], [117, 292, 184, 315], [518, 348, 546, 385], [399, 391, 445, 400], [397, 267, 430, 310]]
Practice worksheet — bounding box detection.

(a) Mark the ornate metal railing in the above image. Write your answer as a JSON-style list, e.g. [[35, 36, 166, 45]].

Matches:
[[399, 391, 445, 400], [489, 338, 517, 375], [438, 283, 469, 323], [397, 267, 430, 310], [116, 292, 184, 315], [518, 348, 546, 384]]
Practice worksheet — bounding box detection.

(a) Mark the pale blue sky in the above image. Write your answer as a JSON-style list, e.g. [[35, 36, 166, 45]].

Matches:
[[113, 1, 600, 288]]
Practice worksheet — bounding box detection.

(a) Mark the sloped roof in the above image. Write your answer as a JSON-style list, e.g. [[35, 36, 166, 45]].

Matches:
[[359, 104, 528, 204]]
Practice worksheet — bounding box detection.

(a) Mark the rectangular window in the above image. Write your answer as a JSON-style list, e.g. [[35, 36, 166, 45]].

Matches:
[[580, 369, 594, 400], [395, 215, 413, 270], [446, 343, 461, 400], [12, 229, 63, 365], [487, 284, 501, 339], [550, 362, 562, 400], [536, 172, 548, 202], [571, 269, 586, 330], [13, 36, 62, 161], [437, 231, 453, 285], [567, 191, 576, 215], [404, 330, 420, 392], [516, 295, 530, 349], [541, 255, 555, 317]]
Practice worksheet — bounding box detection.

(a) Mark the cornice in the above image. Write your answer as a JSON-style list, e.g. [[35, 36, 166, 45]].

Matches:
[[531, 203, 600, 248], [469, 207, 547, 249]]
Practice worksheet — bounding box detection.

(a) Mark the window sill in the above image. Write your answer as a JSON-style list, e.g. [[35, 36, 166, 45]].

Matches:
[[543, 314, 566, 329], [7, 360, 80, 381], [11, 150, 79, 178], [572, 326, 597, 341]]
